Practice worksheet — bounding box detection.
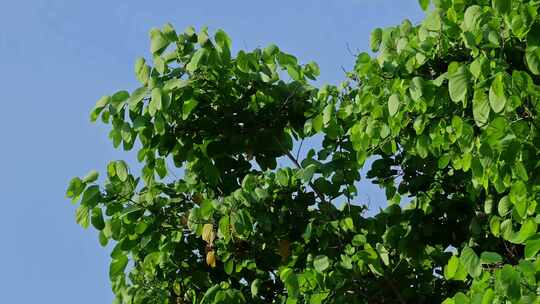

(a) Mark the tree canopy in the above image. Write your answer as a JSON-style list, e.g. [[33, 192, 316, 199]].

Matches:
[[67, 0, 540, 303]]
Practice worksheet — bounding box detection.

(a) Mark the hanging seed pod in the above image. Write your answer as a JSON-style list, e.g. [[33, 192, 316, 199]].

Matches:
[[206, 250, 217, 268]]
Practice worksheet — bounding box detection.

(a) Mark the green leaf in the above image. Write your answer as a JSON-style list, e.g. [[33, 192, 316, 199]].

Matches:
[[224, 259, 234, 275], [200, 284, 220, 304], [486, 117, 507, 142], [134, 58, 150, 85], [162, 23, 177, 41], [460, 247, 481, 278], [463, 6, 485, 32], [83, 170, 99, 183], [143, 252, 161, 275], [279, 268, 299, 299], [352, 234, 366, 246], [444, 255, 460, 279], [423, 11, 441, 31], [416, 135, 429, 158], [515, 219, 537, 244], [153, 55, 166, 74], [276, 169, 289, 187], [236, 51, 249, 73], [492, 0, 512, 15], [448, 65, 469, 103], [66, 177, 84, 199], [110, 90, 129, 114], [286, 64, 302, 81], [263, 44, 279, 58], [482, 289, 494, 304], [526, 46, 540, 75], [501, 219, 514, 240], [370, 28, 383, 52], [98, 230, 109, 247], [277, 52, 297, 66], [510, 181, 527, 217], [115, 161, 129, 182], [480, 252, 502, 264], [454, 293, 469, 304], [187, 48, 207, 73], [525, 235, 540, 259], [301, 164, 317, 183], [472, 90, 490, 127], [80, 185, 101, 208], [376, 244, 389, 266], [312, 114, 323, 132], [128, 87, 148, 110], [90, 96, 111, 122], [489, 73, 506, 113], [76, 205, 90, 229], [231, 209, 252, 236], [469, 56, 486, 79], [313, 255, 330, 272], [400, 19, 413, 35], [182, 99, 199, 120], [155, 158, 167, 179], [154, 114, 166, 135], [120, 205, 143, 218], [409, 77, 424, 101], [109, 254, 128, 280], [250, 279, 261, 297], [149, 88, 162, 117], [164, 78, 189, 91], [135, 222, 148, 235], [323, 104, 334, 125], [498, 196, 512, 217], [91, 207, 105, 230], [341, 217, 355, 232], [218, 216, 231, 241], [149, 28, 169, 54], [528, 22, 540, 47], [418, 0, 430, 11], [304, 61, 320, 79], [197, 27, 210, 46], [438, 154, 451, 169], [214, 29, 232, 53], [241, 175, 257, 192], [388, 94, 400, 116], [498, 265, 521, 300]]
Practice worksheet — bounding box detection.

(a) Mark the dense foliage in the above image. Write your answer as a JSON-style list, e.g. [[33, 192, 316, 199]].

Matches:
[[67, 0, 540, 302]]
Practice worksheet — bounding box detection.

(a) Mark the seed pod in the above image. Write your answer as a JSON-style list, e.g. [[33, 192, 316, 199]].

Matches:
[[278, 239, 291, 261], [202, 223, 215, 244], [180, 215, 188, 226], [206, 250, 217, 268], [192, 193, 203, 205]]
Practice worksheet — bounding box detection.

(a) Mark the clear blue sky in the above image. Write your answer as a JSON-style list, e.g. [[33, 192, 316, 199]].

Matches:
[[0, 1, 423, 303]]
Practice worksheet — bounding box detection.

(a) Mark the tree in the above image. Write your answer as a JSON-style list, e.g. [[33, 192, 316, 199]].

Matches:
[[67, 0, 540, 303]]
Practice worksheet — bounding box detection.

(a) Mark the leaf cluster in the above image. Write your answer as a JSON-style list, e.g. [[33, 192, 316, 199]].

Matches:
[[68, 1, 540, 303]]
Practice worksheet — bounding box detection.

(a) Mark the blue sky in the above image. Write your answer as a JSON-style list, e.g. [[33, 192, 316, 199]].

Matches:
[[0, 1, 423, 303]]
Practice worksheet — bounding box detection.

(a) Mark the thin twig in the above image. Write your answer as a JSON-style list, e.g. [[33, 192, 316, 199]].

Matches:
[[296, 139, 304, 161], [345, 42, 355, 57], [283, 149, 326, 204]]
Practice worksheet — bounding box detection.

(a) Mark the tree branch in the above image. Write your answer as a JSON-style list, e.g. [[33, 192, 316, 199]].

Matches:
[[384, 277, 406, 304]]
